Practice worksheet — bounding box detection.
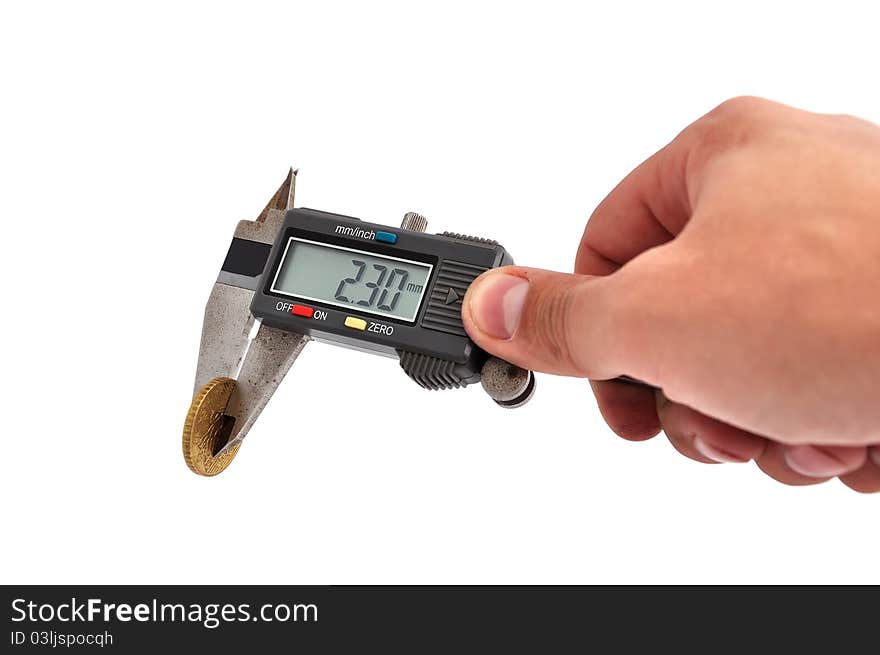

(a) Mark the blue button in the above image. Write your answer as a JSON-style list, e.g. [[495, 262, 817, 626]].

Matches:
[[375, 231, 397, 244]]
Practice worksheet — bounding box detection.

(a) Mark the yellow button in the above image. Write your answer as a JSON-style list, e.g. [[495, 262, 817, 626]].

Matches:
[[344, 316, 367, 330]]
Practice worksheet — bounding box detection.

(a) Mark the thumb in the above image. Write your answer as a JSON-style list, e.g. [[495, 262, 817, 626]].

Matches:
[[462, 266, 629, 379]]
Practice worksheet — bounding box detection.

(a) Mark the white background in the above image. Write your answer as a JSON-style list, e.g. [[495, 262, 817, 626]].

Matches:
[[1, 1, 877, 584]]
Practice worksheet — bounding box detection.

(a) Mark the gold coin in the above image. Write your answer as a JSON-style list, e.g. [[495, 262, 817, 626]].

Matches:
[[182, 377, 240, 476]]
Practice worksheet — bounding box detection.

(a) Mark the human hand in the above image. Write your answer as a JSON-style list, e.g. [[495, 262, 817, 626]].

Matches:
[[462, 97, 880, 492]]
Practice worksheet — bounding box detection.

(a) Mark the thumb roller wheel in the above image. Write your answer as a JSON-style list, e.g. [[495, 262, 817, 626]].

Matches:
[[480, 356, 536, 408]]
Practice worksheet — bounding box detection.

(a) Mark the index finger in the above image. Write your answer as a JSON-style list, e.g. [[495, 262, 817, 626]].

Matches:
[[576, 100, 727, 440], [577, 96, 802, 272], [576, 127, 694, 274]]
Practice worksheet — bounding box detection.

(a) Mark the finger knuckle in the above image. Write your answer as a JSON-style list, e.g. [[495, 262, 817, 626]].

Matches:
[[690, 96, 778, 162], [711, 95, 773, 122]]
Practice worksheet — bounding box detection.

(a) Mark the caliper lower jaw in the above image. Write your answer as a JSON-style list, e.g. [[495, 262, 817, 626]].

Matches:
[[184, 169, 309, 477]]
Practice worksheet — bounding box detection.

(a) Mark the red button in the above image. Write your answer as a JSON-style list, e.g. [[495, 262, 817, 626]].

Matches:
[[291, 304, 314, 318]]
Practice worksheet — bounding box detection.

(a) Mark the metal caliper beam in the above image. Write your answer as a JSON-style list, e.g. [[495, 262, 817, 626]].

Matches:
[[183, 169, 309, 476]]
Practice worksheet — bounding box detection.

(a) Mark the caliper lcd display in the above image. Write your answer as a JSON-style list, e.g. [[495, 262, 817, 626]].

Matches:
[[270, 237, 433, 322]]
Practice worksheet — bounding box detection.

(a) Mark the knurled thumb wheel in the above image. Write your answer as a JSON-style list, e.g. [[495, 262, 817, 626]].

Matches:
[[182, 377, 240, 476], [480, 356, 536, 408]]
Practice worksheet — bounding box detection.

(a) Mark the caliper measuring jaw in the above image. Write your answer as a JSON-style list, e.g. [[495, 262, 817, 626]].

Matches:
[[183, 170, 535, 477], [184, 169, 309, 476]]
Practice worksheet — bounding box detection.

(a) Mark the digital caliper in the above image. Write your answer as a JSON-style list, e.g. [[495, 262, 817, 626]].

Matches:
[[183, 170, 535, 476]]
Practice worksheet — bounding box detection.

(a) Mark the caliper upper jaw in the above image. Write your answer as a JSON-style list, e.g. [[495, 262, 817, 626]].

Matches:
[[184, 169, 310, 476]]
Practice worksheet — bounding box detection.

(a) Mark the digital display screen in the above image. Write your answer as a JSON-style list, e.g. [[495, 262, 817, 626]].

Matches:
[[270, 237, 433, 322]]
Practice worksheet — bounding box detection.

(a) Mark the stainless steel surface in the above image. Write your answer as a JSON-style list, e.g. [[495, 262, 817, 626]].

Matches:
[[214, 324, 309, 456], [187, 169, 309, 473], [193, 284, 257, 395], [256, 167, 297, 224]]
